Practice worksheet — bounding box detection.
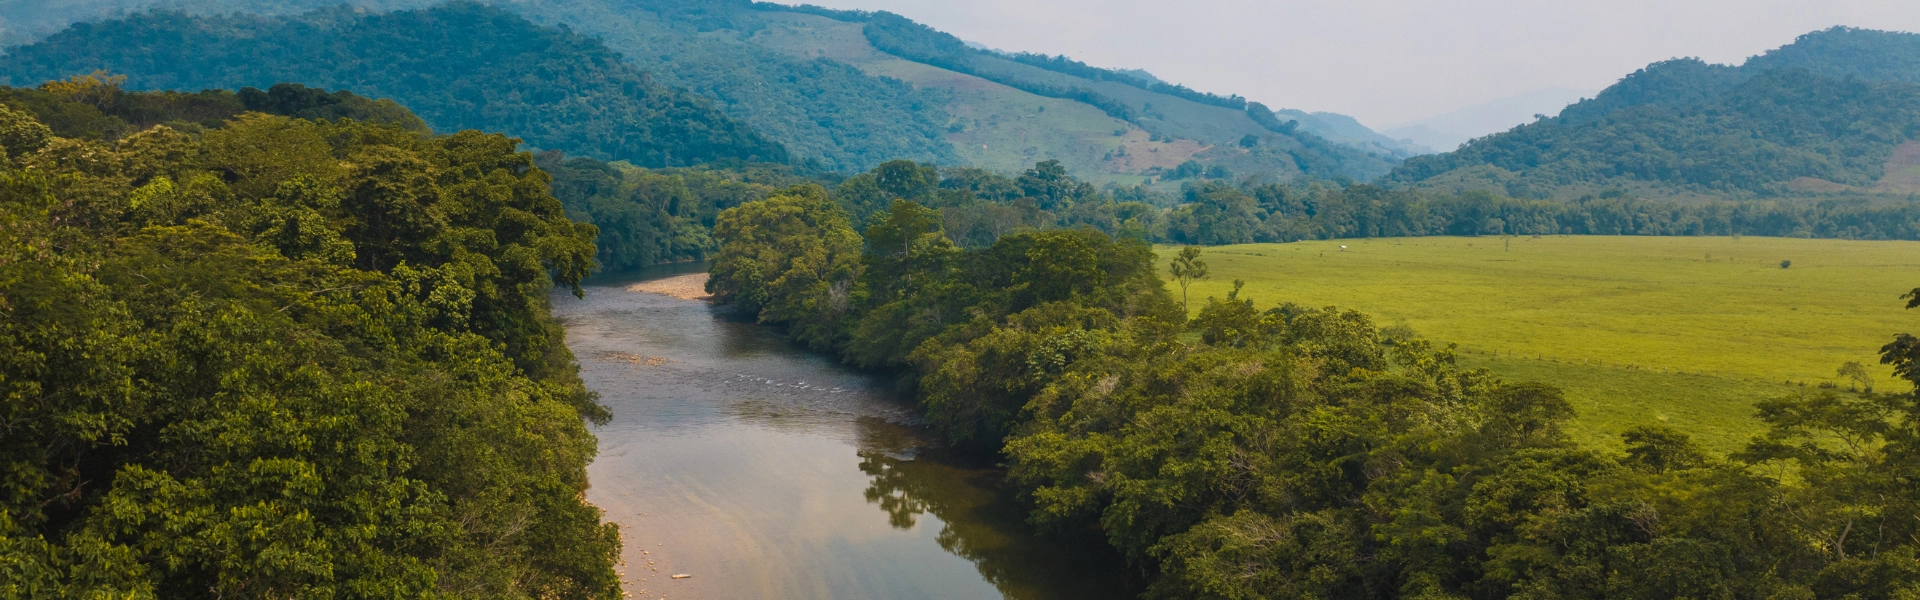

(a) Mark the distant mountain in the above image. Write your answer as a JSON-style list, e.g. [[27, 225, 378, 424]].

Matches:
[[0, 0, 1412, 181], [1385, 27, 1920, 199], [1382, 87, 1592, 151], [0, 2, 787, 167]]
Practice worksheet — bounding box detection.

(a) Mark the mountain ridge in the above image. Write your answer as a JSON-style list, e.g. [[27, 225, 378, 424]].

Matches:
[[0, 0, 1413, 181], [1385, 26, 1920, 199]]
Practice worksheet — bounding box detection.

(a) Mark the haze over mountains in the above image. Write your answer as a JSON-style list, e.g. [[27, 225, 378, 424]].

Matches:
[[1382, 87, 1594, 152]]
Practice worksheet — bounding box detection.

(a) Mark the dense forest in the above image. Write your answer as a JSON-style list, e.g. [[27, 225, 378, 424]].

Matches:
[[0, 2, 788, 168], [706, 188, 1920, 599], [1390, 27, 1920, 198], [0, 80, 620, 596]]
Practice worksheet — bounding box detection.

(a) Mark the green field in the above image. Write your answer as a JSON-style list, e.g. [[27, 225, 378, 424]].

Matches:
[[1158, 236, 1920, 451]]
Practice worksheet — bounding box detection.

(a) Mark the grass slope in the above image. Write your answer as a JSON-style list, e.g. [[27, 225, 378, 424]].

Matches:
[[1160, 236, 1920, 451], [747, 11, 1175, 182]]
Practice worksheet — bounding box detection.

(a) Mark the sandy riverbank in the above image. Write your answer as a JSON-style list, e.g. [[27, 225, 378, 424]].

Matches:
[[626, 273, 711, 301]]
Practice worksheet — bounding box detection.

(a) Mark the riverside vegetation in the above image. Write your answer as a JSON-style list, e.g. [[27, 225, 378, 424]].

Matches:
[[0, 79, 619, 596], [707, 190, 1920, 598]]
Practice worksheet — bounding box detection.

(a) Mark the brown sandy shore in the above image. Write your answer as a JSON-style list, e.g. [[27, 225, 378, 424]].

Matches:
[[625, 273, 711, 301]]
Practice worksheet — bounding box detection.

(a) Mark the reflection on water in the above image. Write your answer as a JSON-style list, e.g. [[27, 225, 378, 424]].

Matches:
[[855, 429, 1141, 599], [560, 267, 1138, 600]]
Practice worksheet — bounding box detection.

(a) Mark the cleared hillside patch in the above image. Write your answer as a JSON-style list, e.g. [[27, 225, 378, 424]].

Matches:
[[1159, 236, 1920, 451]]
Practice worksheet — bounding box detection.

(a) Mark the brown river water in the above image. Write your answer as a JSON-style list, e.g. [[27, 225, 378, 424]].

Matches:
[[557, 265, 1140, 599]]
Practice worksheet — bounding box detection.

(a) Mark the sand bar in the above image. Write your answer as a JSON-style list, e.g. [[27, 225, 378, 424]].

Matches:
[[626, 273, 712, 301]]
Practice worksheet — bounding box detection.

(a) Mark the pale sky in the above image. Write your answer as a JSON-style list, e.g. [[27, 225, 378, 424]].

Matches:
[[794, 0, 1920, 128]]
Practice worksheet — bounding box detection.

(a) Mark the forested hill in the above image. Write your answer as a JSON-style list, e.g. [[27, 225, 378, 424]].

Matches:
[[0, 0, 1411, 182], [0, 2, 789, 168], [1386, 27, 1920, 199]]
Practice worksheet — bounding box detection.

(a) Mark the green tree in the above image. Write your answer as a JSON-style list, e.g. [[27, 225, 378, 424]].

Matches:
[[1016, 159, 1091, 211], [707, 185, 865, 351], [1622, 424, 1710, 473], [1168, 245, 1209, 314], [1838, 360, 1874, 391]]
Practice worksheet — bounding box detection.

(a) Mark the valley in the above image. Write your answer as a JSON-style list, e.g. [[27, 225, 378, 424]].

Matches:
[[6, 2, 1920, 598]]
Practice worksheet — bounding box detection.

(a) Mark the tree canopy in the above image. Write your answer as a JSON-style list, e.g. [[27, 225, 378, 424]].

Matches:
[[0, 84, 619, 598]]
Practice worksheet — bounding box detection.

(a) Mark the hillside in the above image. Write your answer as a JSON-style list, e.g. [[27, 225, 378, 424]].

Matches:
[[0, 0, 1412, 182], [0, 2, 787, 167], [1386, 27, 1920, 199]]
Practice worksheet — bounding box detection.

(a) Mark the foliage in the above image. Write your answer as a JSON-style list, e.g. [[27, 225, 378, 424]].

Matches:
[[0, 2, 789, 168], [705, 184, 865, 351], [537, 151, 822, 273], [1167, 245, 1209, 312], [0, 95, 618, 596]]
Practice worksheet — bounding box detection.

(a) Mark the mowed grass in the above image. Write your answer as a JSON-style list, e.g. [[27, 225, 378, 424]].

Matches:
[[1158, 236, 1920, 452]]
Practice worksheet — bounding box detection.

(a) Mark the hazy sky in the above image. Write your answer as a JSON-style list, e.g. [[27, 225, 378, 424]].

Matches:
[[796, 0, 1920, 127]]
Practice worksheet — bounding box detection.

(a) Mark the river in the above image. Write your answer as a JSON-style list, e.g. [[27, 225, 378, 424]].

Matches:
[[557, 265, 1140, 600]]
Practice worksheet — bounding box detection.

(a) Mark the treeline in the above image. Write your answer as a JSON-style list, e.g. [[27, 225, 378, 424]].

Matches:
[[561, 154, 1920, 274], [706, 188, 1920, 598], [0, 81, 620, 595], [0, 1, 788, 167], [1167, 182, 1920, 244]]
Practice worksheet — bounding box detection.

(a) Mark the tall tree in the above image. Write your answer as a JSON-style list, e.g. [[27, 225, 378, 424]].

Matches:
[[1168, 245, 1209, 314]]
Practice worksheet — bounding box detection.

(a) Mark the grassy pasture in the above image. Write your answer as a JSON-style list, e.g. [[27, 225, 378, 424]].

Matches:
[[1158, 236, 1920, 451]]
